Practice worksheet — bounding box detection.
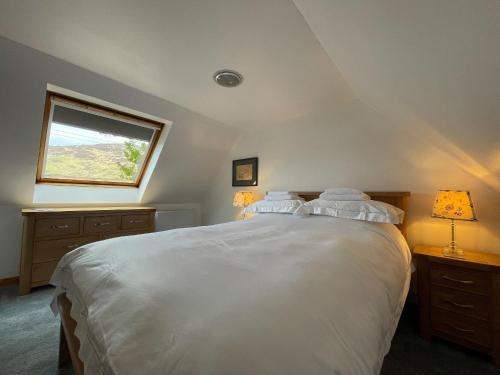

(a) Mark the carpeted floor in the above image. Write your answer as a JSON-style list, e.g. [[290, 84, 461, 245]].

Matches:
[[0, 285, 498, 375]]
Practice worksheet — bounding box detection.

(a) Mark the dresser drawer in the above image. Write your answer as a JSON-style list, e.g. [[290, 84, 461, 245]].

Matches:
[[430, 263, 490, 295], [84, 215, 120, 233], [32, 261, 59, 283], [431, 286, 490, 321], [35, 217, 80, 238], [33, 235, 99, 263], [121, 214, 150, 230], [102, 230, 149, 240], [432, 308, 491, 348]]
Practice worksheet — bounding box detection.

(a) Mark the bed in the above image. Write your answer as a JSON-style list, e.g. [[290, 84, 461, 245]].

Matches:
[[52, 191, 411, 375]]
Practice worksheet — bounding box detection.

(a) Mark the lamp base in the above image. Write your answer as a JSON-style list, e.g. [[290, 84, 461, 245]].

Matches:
[[443, 245, 464, 259]]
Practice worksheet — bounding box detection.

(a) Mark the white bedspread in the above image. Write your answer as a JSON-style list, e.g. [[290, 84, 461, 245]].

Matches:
[[51, 214, 411, 375]]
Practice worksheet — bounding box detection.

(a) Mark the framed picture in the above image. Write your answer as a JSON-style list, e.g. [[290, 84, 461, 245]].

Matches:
[[232, 157, 258, 186]]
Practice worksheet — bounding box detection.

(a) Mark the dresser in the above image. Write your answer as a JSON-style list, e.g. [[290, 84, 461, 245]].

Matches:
[[19, 207, 156, 295], [414, 245, 500, 365]]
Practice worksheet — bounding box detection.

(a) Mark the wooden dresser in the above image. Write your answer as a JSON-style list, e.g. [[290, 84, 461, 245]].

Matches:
[[19, 207, 156, 295], [414, 245, 500, 365]]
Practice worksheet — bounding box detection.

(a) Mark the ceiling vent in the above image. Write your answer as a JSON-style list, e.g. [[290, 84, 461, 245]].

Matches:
[[213, 69, 243, 88]]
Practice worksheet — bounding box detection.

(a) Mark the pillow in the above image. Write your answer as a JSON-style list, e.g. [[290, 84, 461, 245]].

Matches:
[[302, 199, 405, 224], [318, 192, 370, 201], [244, 199, 306, 215], [324, 188, 364, 195], [265, 194, 303, 201]]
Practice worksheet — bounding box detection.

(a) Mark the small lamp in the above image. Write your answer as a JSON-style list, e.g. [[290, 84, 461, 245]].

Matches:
[[233, 191, 254, 218], [431, 190, 477, 258]]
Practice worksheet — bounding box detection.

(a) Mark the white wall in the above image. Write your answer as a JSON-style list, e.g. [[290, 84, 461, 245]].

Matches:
[[155, 203, 202, 231], [204, 0, 499, 255], [204, 97, 499, 254], [0, 37, 238, 278], [0, 206, 24, 279]]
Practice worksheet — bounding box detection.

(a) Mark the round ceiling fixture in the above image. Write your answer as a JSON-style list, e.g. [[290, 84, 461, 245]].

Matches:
[[213, 69, 243, 88]]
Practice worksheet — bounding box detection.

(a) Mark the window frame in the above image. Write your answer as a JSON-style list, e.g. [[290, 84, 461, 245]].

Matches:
[[36, 91, 164, 187]]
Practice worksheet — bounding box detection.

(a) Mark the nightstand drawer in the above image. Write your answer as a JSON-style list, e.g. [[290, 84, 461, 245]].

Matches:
[[432, 308, 491, 349], [430, 263, 490, 295], [431, 286, 490, 321]]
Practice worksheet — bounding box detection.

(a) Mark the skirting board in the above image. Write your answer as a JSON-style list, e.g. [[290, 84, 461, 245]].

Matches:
[[0, 276, 19, 287]]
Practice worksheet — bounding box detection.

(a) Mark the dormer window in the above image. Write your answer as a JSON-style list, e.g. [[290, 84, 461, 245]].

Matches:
[[36, 92, 164, 187]]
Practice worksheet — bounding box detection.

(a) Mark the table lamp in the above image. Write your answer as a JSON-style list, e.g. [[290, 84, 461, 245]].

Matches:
[[431, 190, 477, 258], [233, 191, 254, 218]]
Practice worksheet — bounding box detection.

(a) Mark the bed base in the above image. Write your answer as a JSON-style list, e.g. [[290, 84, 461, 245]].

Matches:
[[57, 293, 84, 375], [57, 191, 411, 372]]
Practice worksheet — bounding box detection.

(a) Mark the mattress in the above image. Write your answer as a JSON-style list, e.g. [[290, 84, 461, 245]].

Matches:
[[51, 213, 411, 375]]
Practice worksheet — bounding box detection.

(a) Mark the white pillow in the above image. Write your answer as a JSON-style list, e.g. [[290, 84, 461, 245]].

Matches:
[[318, 192, 370, 201], [265, 194, 303, 201], [244, 199, 306, 215], [302, 199, 405, 224]]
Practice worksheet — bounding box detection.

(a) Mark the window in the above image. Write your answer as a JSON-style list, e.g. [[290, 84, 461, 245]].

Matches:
[[36, 92, 164, 187]]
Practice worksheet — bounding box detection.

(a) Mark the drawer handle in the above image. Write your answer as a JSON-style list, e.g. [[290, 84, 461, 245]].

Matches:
[[66, 244, 80, 249], [445, 323, 475, 334], [51, 224, 69, 229], [129, 220, 143, 224], [442, 275, 475, 285], [444, 299, 475, 309], [94, 222, 111, 226]]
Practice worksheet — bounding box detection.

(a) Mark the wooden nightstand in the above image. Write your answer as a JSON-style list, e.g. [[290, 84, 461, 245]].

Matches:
[[414, 245, 500, 365]]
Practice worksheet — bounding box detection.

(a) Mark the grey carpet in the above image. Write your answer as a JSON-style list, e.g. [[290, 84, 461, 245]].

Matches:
[[0, 285, 498, 375], [0, 285, 72, 375]]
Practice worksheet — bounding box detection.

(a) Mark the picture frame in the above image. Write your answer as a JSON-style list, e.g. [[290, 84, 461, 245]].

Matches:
[[232, 157, 258, 186]]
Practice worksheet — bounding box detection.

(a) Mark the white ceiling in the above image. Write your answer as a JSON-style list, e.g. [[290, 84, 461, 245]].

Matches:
[[0, 0, 497, 156], [0, 0, 351, 129]]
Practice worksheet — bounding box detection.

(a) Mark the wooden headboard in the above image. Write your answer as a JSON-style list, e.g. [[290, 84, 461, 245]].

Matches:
[[295, 191, 411, 238]]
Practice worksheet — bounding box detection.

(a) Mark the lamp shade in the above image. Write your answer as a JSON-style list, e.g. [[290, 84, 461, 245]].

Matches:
[[431, 190, 476, 221], [233, 191, 254, 208]]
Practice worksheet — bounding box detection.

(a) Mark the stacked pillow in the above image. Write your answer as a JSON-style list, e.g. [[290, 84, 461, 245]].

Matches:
[[302, 188, 404, 224], [301, 199, 404, 224], [265, 191, 303, 201], [243, 188, 405, 224], [319, 188, 370, 201], [244, 191, 305, 214]]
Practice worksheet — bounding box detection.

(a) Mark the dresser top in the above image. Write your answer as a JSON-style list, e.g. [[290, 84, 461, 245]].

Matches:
[[414, 244, 500, 267], [22, 206, 156, 215]]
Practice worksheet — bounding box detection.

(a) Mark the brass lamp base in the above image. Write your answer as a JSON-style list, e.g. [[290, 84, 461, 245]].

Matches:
[[443, 245, 464, 259], [442, 218, 464, 259]]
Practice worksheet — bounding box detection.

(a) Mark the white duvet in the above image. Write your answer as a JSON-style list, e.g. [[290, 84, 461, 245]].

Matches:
[[51, 214, 411, 375]]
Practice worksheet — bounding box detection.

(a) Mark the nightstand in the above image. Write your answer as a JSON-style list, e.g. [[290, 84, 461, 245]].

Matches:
[[414, 245, 500, 365]]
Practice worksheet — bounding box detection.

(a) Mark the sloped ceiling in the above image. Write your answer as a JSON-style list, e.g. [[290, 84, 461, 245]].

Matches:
[[0, 0, 351, 129], [293, 0, 500, 191], [0, 0, 498, 199]]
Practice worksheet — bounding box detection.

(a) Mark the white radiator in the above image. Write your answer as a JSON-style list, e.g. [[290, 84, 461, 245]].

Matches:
[[155, 209, 196, 231]]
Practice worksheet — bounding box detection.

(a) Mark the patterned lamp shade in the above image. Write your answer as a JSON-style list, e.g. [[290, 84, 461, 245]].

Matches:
[[233, 191, 254, 208], [431, 190, 476, 221]]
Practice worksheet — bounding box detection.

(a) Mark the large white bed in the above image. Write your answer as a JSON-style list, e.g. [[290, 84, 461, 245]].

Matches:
[[51, 205, 411, 375]]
